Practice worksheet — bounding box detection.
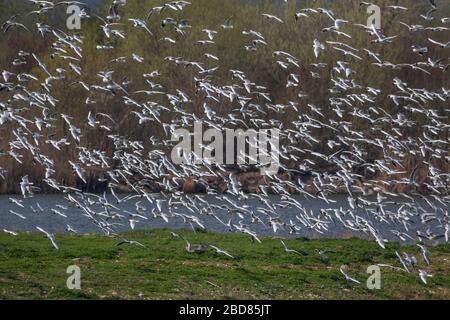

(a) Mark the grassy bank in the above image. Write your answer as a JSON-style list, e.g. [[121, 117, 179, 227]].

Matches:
[[0, 230, 449, 300]]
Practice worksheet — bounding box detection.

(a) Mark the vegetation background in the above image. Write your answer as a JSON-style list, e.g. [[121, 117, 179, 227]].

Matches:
[[0, 0, 449, 194]]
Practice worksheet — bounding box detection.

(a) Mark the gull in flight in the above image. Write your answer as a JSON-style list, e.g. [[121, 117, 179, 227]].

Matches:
[[128, 18, 154, 36], [313, 39, 325, 58], [419, 269, 432, 284], [262, 14, 284, 23], [202, 29, 217, 40], [3, 229, 18, 236], [221, 16, 233, 29], [209, 245, 235, 259], [2, 15, 30, 33], [417, 244, 431, 265], [117, 238, 146, 247], [20, 175, 38, 198], [340, 266, 361, 284], [370, 24, 397, 43], [36, 226, 59, 250], [428, 38, 450, 49], [281, 240, 307, 256], [179, 235, 208, 253]]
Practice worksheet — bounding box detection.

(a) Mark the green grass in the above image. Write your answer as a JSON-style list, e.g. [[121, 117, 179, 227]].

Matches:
[[0, 230, 449, 300]]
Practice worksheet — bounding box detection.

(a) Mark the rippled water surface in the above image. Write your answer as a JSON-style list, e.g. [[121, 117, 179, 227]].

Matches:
[[1, 194, 447, 244]]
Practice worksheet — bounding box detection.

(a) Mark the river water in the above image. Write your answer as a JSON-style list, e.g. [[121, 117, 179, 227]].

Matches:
[[0, 194, 447, 243]]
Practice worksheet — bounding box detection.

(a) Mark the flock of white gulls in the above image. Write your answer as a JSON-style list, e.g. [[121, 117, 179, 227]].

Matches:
[[0, 0, 449, 286]]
